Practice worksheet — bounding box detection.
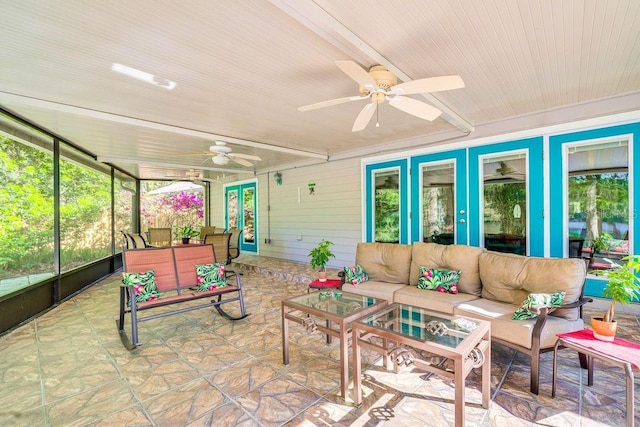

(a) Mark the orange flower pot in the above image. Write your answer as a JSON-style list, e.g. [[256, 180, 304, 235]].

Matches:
[[591, 316, 617, 342]]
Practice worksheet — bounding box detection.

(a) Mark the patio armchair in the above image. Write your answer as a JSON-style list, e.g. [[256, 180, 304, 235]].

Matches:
[[120, 231, 148, 249], [147, 227, 172, 247]]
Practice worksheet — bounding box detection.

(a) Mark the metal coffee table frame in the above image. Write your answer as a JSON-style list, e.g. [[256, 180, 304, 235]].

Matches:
[[352, 303, 491, 427], [281, 291, 388, 400]]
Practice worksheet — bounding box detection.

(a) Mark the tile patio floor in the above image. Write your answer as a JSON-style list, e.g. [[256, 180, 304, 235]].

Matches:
[[0, 254, 639, 426]]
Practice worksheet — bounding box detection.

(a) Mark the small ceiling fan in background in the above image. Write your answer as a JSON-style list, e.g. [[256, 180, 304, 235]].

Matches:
[[178, 141, 262, 167], [298, 60, 465, 132]]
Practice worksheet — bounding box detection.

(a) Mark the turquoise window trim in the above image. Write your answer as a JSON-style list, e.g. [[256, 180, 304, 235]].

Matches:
[[468, 137, 544, 256], [549, 122, 640, 297], [410, 149, 467, 244], [364, 159, 409, 244]]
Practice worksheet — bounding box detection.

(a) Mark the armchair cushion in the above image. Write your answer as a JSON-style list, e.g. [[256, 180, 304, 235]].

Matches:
[[122, 270, 161, 304], [417, 266, 460, 294], [344, 265, 369, 286], [512, 291, 566, 320], [195, 263, 228, 292]]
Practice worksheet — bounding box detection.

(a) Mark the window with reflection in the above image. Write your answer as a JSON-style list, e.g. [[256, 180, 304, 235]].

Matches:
[[0, 131, 55, 295], [567, 139, 629, 272], [421, 162, 455, 244], [374, 169, 400, 243], [60, 146, 112, 272], [227, 189, 239, 229], [482, 154, 527, 255]]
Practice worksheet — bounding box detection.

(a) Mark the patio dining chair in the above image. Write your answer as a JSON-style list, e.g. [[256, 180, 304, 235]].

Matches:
[[228, 227, 243, 264], [199, 226, 216, 242], [204, 233, 231, 264], [147, 228, 172, 247]]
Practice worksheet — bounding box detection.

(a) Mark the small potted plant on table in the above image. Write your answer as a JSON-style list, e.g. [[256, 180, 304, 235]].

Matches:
[[591, 255, 640, 341], [309, 239, 335, 282], [177, 226, 200, 244]]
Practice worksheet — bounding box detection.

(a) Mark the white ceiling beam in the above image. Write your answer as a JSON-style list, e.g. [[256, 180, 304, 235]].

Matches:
[[96, 156, 254, 174], [0, 91, 328, 160], [270, 0, 474, 134]]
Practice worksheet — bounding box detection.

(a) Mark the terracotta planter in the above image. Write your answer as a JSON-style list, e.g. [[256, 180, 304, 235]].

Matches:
[[591, 316, 617, 342], [318, 270, 328, 282]]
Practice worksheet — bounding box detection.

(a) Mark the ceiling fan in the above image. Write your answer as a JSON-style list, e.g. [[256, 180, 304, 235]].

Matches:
[[298, 61, 465, 132], [178, 141, 262, 167]]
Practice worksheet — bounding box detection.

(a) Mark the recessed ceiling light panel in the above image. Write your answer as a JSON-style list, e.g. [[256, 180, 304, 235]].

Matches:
[[111, 63, 176, 90]]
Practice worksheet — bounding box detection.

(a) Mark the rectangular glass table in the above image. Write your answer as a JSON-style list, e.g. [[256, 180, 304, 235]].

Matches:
[[352, 303, 491, 427], [281, 290, 388, 400]]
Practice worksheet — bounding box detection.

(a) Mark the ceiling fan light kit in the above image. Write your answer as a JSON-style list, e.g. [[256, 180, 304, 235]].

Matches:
[[299, 61, 464, 132]]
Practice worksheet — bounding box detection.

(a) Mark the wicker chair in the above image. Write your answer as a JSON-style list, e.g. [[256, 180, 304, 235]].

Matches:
[[204, 233, 231, 264], [147, 228, 172, 247]]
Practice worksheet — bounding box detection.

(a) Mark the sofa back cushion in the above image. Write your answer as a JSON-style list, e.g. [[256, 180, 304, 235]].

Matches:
[[355, 242, 413, 284], [409, 242, 485, 296], [479, 251, 586, 319]]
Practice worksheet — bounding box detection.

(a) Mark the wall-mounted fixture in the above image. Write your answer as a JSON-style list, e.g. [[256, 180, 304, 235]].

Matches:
[[274, 171, 282, 185], [308, 180, 316, 195]]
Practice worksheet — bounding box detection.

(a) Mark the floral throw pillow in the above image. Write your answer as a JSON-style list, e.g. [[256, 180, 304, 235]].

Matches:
[[417, 266, 461, 294], [512, 291, 566, 320], [195, 263, 228, 292], [122, 270, 161, 305], [343, 265, 369, 286]]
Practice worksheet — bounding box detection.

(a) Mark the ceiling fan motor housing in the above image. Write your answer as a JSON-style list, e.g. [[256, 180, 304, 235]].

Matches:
[[359, 65, 398, 96]]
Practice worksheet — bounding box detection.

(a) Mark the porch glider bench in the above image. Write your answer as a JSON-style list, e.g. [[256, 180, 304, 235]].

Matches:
[[118, 245, 248, 349]]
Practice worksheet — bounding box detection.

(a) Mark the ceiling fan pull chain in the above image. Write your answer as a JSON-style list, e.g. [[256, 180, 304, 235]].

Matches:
[[376, 105, 380, 128]]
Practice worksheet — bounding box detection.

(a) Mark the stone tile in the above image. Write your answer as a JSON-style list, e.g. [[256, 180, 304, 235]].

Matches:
[[185, 402, 259, 427], [209, 357, 281, 397], [236, 377, 322, 427], [123, 358, 202, 401], [0, 405, 46, 427]]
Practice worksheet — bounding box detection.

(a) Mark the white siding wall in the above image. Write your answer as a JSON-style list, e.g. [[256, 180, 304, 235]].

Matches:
[[208, 157, 362, 268]]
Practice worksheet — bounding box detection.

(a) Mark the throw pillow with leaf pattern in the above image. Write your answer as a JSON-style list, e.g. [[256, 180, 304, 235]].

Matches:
[[195, 263, 228, 292], [343, 265, 369, 286], [122, 270, 161, 305], [512, 291, 566, 320], [417, 266, 461, 294]]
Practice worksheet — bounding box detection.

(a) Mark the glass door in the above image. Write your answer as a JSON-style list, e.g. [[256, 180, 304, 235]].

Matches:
[[469, 137, 544, 256], [410, 149, 467, 244], [225, 181, 257, 253]]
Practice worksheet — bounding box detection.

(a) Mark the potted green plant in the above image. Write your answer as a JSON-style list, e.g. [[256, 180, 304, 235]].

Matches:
[[591, 255, 640, 341], [177, 225, 200, 244], [588, 235, 609, 267], [308, 239, 335, 282]]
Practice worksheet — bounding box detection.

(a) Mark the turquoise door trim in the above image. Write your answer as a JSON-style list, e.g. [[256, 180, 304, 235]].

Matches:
[[225, 182, 257, 253], [410, 149, 467, 244], [549, 122, 640, 297], [468, 137, 544, 256], [364, 159, 409, 244]]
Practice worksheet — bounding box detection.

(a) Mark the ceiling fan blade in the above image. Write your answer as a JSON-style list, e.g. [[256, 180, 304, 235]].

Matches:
[[298, 95, 366, 111], [231, 157, 253, 167], [232, 153, 262, 161], [390, 75, 464, 95], [388, 96, 441, 121], [352, 103, 376, 132], [174, 151, 210, 157], [335, 61, 377, 91]]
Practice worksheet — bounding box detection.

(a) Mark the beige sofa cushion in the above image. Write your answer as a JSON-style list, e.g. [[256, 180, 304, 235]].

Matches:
[[393, 286, 480, 314], [479, 251, 586, 319], [454, 298, 584, 349], [343, 280, 405, 302], [409, 242, 485, 296], [355, 242, 413, 284]]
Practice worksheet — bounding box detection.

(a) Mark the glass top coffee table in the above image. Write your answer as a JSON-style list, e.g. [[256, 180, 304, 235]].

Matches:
[[281, 290, 388, 400], [352, 303, 491, 427]]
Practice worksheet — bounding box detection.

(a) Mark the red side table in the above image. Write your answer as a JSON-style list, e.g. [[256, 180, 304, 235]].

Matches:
[[552, 329, 639, 427], [307, 278, 342, 293]]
